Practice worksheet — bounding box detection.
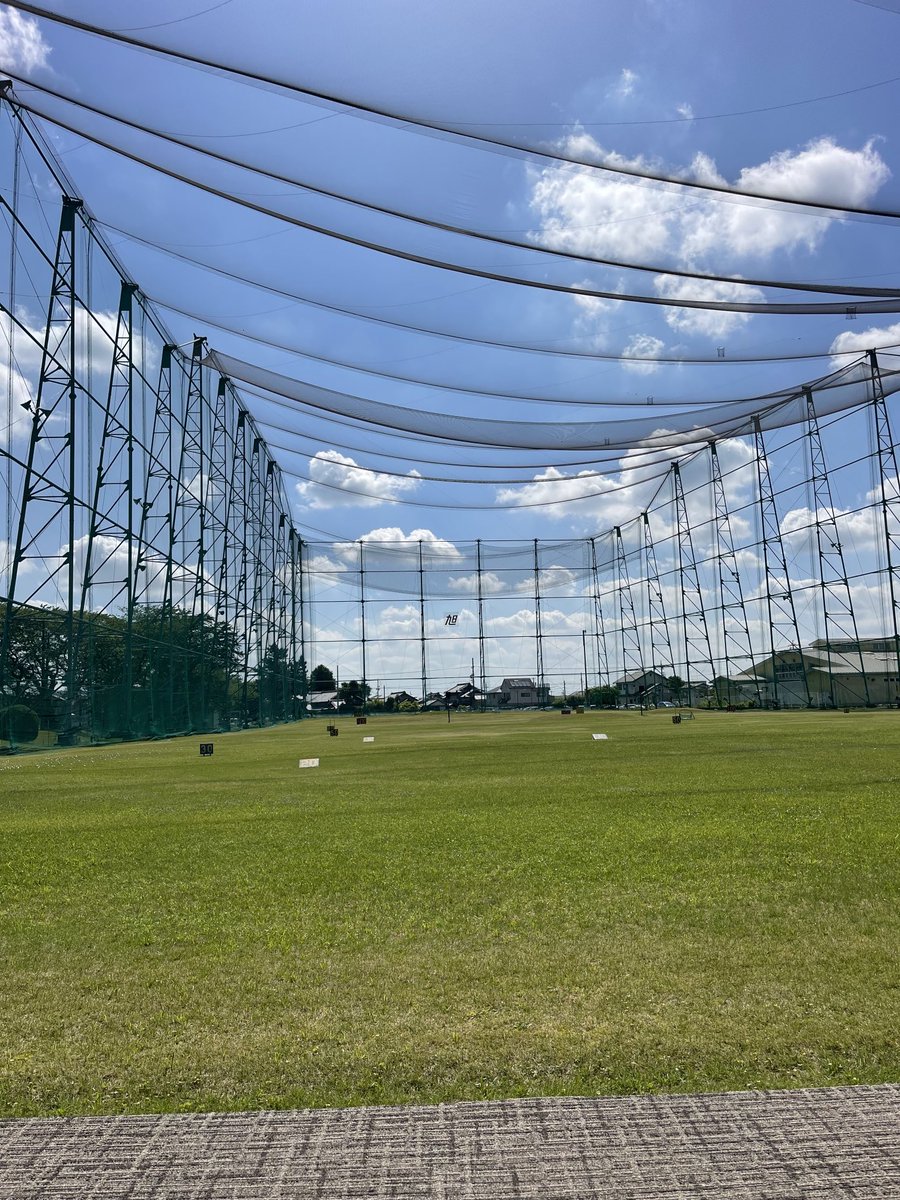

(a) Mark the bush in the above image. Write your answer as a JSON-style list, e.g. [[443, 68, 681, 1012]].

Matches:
[[0, 704, 40, 744]]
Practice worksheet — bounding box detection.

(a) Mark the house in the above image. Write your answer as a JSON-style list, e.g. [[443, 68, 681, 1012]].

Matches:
[[307, 689, 339, 713], [614, 669, 669, 704], [386, 690, 418, 708], [486, 677, 550, 708], [444, 681, 487, 708]]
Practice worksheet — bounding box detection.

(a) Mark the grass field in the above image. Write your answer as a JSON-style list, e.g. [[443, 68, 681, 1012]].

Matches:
[[0, 709, 898, 1117]]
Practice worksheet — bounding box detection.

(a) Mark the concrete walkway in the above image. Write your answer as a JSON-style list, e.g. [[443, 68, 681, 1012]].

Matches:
[[1, 1084, 898, 1198]]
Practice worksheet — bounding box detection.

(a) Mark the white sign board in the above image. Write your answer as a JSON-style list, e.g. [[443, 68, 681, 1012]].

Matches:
[[363, 736, 374, 743], [298, 758, 320, 768], [591, 734, 608, 741]]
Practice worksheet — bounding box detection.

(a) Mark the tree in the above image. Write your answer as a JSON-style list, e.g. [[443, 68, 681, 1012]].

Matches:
[[0, 704, 40, 744], [257, 644, 306, 721], [338, 679, 371, 712], [666, 675, 685, 699], [310, 664, 336, 689]]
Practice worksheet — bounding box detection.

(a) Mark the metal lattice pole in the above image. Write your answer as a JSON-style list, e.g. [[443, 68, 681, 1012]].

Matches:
[[753, 417, 810, 707], [589, 536, 610, 689], [869, 349, 900, 689], [642, 510, 675, 706], [0, 195, 83, 737], [805, 388, 869, 706], [615, 524, 643, 704], [709, 440, 759, 706], [672, 462, 717, 708]]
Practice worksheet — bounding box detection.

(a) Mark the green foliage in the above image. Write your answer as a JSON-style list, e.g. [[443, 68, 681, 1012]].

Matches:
[[0, 710, 898, 1116], [338, 679, 371, 711], [398, 698, 419, 712], [310, 664, 335, 688], [0, 703, 40, 744]]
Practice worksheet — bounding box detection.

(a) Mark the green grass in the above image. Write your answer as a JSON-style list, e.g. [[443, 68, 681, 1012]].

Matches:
[[1, 709, 898, 1116]]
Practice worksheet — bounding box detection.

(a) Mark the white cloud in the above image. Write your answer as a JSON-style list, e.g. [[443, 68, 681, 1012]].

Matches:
[[294, 450, 421, 510], [496, 434, 756, 529], [529, 133, 890, 341], [829, 321, 900, 366], [333, 527, 461, 562], [447, 570, 506, 594], [653, 275, 761, 338], [609, 67, 638, 100], [621, 333, 665, 373], [530, 150, 677, 262], [676, 102, 694, 120], [0, 8, 50, 72]]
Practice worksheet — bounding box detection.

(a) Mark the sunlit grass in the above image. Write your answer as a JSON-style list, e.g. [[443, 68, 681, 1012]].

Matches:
[[1, 709, 898, 1115]]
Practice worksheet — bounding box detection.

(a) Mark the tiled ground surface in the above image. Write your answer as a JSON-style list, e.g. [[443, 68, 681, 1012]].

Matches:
[[1, 1084, 898, 1198]]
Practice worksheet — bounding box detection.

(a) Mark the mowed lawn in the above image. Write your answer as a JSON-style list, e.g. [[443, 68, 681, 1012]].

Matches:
[[0, 709, 897, 1116]]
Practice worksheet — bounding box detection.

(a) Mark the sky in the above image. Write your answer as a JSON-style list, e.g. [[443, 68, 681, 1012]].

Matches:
[[2, 0, 900, 690]]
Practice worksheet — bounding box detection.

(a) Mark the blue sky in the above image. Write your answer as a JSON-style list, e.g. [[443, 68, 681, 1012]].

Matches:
[[3, 0, 900, 542], [2, 0, 900, 690]]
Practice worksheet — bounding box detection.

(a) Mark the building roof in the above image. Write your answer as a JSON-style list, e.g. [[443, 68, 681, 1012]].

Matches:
[[751, 647, 900, 677], [615, 669, 665, 684], [803, 649, 899, 675], [500, 677, 536, 688]]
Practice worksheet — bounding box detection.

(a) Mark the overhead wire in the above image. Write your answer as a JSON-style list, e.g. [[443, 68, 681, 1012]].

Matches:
[[7, 0, 900, 220]]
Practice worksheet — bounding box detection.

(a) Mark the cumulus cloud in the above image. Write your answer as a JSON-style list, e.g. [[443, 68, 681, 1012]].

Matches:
[[333, 527, 461, 562], [829, 320, 900, 366], [294, 450, 421, 510], [529, 133, 890, 342], [496, 434, 756, 529], [621, 333, 665, 373], [447, 570, 506, 594], [0, 7, 50, 72], [513, 565, 580, 595], [780, 503, 880, 554], [653, 275, 762, 338]]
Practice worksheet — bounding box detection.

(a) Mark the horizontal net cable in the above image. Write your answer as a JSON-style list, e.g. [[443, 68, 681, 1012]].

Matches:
[[208, 348, 900, 451], [241, 385, 719, 473], [252, 384, 860, 498], [154, 296, 857, 411], [7, 75, 899, 301], [12, 94, 900, 317], [98, 225, 898, 367], [66, 206, 897, 367], [8, 2, 900, 221], [251, 416, 707, 488], [231, 384, 654, 471]]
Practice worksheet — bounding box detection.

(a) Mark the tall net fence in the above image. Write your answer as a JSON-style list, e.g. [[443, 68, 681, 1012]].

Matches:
[[301, 379, 900, 711], [1, 110, 303, 750], [3, 93, 900, 751]]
